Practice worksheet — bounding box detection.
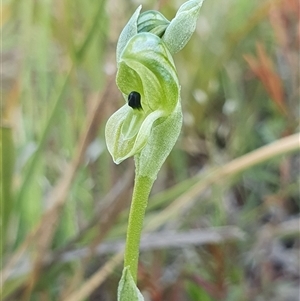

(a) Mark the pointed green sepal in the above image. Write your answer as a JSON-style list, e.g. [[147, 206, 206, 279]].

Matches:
[[116, 5, 142, 64], [163, 0, 204, 54]]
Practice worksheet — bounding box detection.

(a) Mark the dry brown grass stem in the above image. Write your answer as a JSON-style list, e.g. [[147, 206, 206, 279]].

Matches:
[[146, 132, 300, 231], [62, 252, 124, 301]]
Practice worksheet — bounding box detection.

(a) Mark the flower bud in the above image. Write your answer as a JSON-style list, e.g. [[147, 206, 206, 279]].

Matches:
[[137, 10, 170, 38]]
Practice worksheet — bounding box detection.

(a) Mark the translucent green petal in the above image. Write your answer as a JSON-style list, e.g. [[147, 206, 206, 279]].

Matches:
[[105, 105, 133, 164], [121, 108, 145, 140], [105, 104, 164, 164]]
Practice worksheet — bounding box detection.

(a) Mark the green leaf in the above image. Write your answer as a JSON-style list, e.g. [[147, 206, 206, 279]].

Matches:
[[117, 267, 144, 301]]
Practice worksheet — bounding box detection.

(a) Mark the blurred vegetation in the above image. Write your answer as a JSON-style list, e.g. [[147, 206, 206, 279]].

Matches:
[[1, 0, 299, 300]]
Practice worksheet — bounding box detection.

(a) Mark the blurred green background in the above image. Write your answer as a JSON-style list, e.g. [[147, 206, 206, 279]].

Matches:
[[1, 0, 299, 300]]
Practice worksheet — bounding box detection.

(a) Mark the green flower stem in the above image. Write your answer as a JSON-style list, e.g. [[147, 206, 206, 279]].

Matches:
[[124, 175, 154, 282]]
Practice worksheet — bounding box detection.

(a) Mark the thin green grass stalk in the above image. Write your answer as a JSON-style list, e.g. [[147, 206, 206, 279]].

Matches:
[[16, 71, 72, 210], [76, 0, 106, 61]]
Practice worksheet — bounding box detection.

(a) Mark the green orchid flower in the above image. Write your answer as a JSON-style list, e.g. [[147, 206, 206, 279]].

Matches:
[[104, 1, 205, 300], [106, 0, 204, 177], [106, 31, 180, 173]]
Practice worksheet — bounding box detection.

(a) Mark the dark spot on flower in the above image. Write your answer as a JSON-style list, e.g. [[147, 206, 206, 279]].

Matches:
[[128, 91, 142, 110]]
